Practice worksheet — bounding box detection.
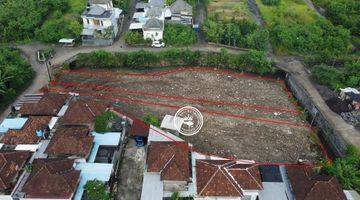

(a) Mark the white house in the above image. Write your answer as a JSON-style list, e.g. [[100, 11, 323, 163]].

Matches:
[[81, 0, 123, 45], [142, 18, 164, 41]]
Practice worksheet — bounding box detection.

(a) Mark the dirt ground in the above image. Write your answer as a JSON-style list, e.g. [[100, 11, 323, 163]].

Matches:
[[53, 67, 322, 162], [117, 139, 146, 200]]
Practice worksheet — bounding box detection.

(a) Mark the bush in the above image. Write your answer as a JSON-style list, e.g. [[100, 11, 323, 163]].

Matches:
[[323, 146, 360, 193], [141, 113, 160, 127], [70, 49, 276, 75], [94, 111, 117, 133], [113, 0, 131, 13], [0, 47, 34, 110], [163, 23, 197, 46], [261, 0, 281, 6], [203, 18, 269, 50], [84, 180, 110, 200], [124, 32, 151, 46], [312, 65, 345, 90]]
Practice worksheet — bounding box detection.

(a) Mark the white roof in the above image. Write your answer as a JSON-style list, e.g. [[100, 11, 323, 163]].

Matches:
[[160, 115, 184, 131], [114, 8, 123, 18], [57, 105, 69, 117], [340, 87, 359, 94], [129, 23, 144, 30], [148, 125, 183, 142], [48, 117, 59, 130], [15, 144, 39, 152], [59, 38, 75, 43], [141, 173, 163, 200]]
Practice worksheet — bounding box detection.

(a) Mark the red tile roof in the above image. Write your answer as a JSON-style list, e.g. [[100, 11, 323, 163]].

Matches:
[[45, 126, 94, 158], [0, 151, 31, 190], [19, 93, 68, 116], [0, 116, 52, 145], [286, 166, 347, 200], [60, 99, 107, 126], [147, 142, 190, 181], [22, 158, 80, 199], [129, 118, 150, 137], [196, 160, 262, 197]]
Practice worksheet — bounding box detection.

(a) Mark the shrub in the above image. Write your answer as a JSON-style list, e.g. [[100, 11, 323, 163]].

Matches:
[[84, 180, 110, 200], [141, 113, 160, 127], [312, 64, 345, 90], [163, 23, 197, 46], [261, 0, 281, 6], [124, 32, 151, 46], [94, 111, 116, 133], [323, 146, 360, 193]]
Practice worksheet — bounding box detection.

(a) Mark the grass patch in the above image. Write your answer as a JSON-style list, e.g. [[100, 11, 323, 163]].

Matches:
[[255, 0, 318, 26], [207, 0, 253, 21], [94, 111, 118, 133]]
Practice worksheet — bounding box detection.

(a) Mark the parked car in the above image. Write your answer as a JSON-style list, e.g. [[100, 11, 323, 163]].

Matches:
[[151, 41, 165, 48]]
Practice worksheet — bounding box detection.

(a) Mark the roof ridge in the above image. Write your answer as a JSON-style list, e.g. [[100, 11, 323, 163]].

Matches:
[[0, 154, 7, 172], [245, 167, 263, 189], [221, 167, 243, 196], [199, 167, 220, 195]]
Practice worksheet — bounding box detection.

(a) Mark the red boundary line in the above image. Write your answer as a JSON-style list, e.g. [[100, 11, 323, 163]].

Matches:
[[50, 87, 311, 129], [55, 80, 300, 115]]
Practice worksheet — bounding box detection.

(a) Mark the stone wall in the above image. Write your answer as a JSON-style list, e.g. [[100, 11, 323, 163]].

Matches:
[[286, 74, 348, 157]]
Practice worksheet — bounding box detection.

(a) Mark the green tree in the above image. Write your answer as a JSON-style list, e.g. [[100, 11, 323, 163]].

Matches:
[[312, 64, 345, 90], [163, 24, 197, 46]]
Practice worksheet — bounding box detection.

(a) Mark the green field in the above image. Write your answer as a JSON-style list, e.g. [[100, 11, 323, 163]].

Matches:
[[207, 0, 253, 21], [255, 0, 318, 26]]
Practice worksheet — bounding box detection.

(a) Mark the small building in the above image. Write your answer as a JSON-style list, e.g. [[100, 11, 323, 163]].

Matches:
[[81, 0, 123, 46], [142, 18, 164, 41], [21, 158, 80, 200], [169, 0, 193, 25], [340, 87, 360, 110]]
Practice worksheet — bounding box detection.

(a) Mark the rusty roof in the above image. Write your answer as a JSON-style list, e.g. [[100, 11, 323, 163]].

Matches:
[[129, 118, 150, 137], [286, 166, 346, 200], [60, 99, 107, 126], [0, 151, 31, 190], [147, 141, 190, 181], [19, 93, 68, 116], [45, 126, 93, 158], [0, 116, 52, 145], [22, 158, 80, 199], [196, 160, 263, 197]]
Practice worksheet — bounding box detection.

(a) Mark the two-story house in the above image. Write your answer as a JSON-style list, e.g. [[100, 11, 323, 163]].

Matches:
[[81, 0, 123, 46]]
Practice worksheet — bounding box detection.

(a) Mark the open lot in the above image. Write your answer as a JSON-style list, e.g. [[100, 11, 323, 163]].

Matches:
[[51, 67, 322, 162], [207, 0, 253, 21]]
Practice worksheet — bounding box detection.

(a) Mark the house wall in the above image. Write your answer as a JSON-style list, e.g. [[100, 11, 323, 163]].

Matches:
[[243, 190, 259, 200], [143, 30, 163, 41], [0, 195, 12, 200], [83, 18, 113, 29], [163, 180, 188, 193]]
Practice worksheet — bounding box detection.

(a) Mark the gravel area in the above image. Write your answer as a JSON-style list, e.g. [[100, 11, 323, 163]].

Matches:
[[55, 67, 322, 162]]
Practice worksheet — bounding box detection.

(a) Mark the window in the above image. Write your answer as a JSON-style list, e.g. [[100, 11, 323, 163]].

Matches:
[[86, 19, 90, 24], [100, 21, 104, 26]]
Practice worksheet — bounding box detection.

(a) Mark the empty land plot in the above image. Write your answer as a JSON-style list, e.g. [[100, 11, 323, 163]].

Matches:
[[255, 0, 318, 26], [53, 67, 322, 162], [207, 0, 253, 21]]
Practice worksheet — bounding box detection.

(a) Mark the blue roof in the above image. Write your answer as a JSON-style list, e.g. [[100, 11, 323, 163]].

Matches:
[[74, 163, 113, 200], [88, 132, 121, 163], [0, 118, 28, 134]]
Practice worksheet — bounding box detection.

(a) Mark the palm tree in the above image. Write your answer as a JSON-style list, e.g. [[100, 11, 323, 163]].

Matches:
[[0, 70, 12, 95]]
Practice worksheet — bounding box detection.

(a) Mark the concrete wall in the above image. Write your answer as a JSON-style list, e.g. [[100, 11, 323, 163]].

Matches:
[[286, 74, 348, 157]]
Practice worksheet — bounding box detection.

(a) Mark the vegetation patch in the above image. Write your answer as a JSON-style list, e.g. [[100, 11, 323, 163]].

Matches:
[[94, 111, 118, 133], [207, 0, 253, 21], [204, 18, 269, 50], [84, 180, 110, 200], [141, 113, 161, 127], [0, 47, 34, 111], [114, 0, 131, 13], [124, 32, 152, 46], [164, 23, 197, 46], [321, 146, 360, 193], [73, 49, 276, 75]]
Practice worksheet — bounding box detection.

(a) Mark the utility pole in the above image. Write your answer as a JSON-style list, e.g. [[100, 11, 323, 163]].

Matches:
[[44, 60, 52, 81]]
